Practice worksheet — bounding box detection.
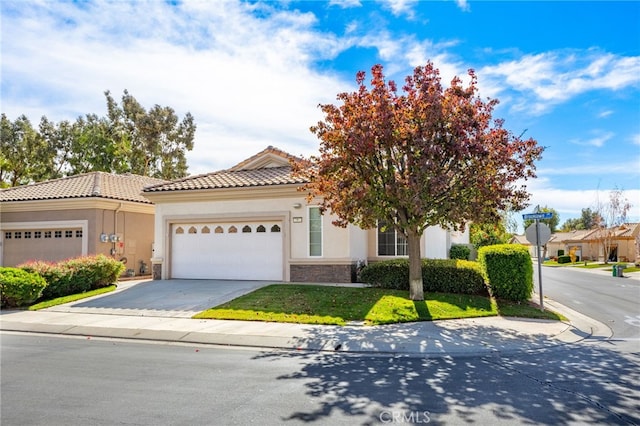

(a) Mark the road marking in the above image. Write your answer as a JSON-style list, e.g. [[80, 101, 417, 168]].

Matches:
[[623, 315, 640, 327]]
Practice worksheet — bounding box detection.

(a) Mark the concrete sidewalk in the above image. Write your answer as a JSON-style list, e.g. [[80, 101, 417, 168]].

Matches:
[[0, 283, 610, 356]]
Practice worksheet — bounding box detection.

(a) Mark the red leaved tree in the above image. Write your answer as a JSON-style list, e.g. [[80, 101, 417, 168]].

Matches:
[[296, 63, 544, 300]]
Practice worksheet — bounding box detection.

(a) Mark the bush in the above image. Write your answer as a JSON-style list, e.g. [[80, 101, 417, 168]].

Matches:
[[478, 244, 533, 302], [0, 267, 48, 308], [449, 244, 471, 260], [557, 255, 571, 264], [360, 258, 409, 290], [360, 258, 487, 295], [19, 255, 125, 300]]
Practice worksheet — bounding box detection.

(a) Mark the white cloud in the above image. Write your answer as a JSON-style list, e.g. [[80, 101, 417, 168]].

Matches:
[[378, 0, 418, 18], [1, 0, 349, 172], [569, 131, 614, 148], [521, 178, 640, 225], [631, 133, 640, 146], [455, 0, 471, 12], [480, 51, 640, 115], [329, 0, 362, 8]]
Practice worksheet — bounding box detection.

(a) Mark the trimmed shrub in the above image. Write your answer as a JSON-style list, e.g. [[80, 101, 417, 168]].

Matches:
[[360, 258, 487, 295], [0, 267, 48, 308], [360, 258, 409, 290], [478, 244, 533, 302], [557, 255, 571, 264], [449, 244, 471, 260], [19, 255, 125, 300], [423, 259, 487, 294]]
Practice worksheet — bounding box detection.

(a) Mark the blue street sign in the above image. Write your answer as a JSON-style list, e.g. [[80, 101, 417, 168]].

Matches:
[[522, 212, 553, 220]]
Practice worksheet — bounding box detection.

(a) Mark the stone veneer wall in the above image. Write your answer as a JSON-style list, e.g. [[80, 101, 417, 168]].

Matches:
[[152, 263, 162, 280], [290, 264, 357, 283]]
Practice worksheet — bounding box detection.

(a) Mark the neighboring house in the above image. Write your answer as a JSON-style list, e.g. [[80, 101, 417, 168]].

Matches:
[[509, 234, 536, 258], [580, 223, 640, 262], [143, 146, 469, 283], [547, 230, 592, 259], [0, 172, 166, 274], [512, 224, 640, 262]]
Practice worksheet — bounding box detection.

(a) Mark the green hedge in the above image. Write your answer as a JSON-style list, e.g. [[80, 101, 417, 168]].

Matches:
[[449, 244, 471, 260], [478, 244, 533, 302], [0, 267, 48, 308], [360, 258, 487, 295], [19, 255, 125, 300], [557, 255, 571, 264]]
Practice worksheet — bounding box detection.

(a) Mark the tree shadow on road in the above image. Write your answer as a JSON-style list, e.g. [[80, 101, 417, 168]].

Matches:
[[253, 334, 640, 425]]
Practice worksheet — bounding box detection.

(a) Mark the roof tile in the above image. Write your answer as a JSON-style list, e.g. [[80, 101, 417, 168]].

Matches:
[[0, 172, 167, 204], [143, 166, 306, 193]]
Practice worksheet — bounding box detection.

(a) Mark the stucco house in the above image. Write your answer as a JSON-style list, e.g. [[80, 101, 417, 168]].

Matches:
[[0, 172, 166, 273], [513, 224, 640, 262], [143, 146, 469, 283]]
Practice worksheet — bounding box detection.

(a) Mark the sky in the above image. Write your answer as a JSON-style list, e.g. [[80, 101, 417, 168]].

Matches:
[[1, 0, 639, 230]]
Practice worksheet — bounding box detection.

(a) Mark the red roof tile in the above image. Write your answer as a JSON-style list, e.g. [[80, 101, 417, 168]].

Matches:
[[0, 172, 167, 204], [143, 166, 306, 193]]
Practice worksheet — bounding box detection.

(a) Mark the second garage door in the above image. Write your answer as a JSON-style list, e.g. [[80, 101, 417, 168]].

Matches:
[[171, 221, 283, 280]]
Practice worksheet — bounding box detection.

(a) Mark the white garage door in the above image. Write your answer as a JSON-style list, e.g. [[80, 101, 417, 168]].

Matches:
[[171, 222, 283, 280]]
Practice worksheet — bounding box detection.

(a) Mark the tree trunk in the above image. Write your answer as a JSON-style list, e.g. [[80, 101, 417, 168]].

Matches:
[[407, 230, 424, 301]]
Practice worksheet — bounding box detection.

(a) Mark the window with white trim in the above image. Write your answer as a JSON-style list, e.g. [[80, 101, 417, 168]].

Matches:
[[309, 207, 322, 257], [377, 221, 408, 256]]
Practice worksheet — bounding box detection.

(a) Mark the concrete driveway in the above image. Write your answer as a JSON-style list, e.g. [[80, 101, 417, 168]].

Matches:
[[45, 279, 275, 318]]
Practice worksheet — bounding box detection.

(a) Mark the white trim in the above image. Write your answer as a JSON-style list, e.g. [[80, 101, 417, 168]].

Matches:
[[0, 220, 89, 266]]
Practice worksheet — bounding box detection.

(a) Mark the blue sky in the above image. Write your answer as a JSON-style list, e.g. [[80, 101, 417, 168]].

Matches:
[[2, 0, 639, 229]]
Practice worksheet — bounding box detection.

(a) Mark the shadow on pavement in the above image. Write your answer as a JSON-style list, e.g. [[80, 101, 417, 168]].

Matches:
[[253, 337, 640, 425]]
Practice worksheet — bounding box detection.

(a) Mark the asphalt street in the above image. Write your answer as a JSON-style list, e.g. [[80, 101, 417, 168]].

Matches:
[[537, 266, 640, 340], [2, 333, 639, 425]]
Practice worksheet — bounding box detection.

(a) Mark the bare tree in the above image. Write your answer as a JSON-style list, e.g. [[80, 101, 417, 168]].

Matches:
[[593, 187, 632, 263]]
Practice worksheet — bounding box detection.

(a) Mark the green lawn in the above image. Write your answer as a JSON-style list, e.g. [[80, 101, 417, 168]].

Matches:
[[29, 285, 117, 310], [193, 284, 564, 325], [543, 260, 639, 274]]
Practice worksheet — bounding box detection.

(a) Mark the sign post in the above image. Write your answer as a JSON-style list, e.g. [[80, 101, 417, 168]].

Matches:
[[523, 212, 552, 311]]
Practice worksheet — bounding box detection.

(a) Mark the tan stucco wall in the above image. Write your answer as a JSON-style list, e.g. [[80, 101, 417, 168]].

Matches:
[[0, 200, 155, 272]]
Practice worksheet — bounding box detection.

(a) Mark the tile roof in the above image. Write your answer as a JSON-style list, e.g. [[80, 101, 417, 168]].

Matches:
[[229, 145, 304, 171], [0, 172, 167, 204], [143, 166, 307, 193]]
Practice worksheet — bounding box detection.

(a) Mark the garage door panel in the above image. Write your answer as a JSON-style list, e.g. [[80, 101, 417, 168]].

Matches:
[[2, 228, 82, 266], [171, 222, 283, 280]]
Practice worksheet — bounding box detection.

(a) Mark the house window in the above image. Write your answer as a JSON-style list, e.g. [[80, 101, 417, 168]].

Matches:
[[242, 225, 252, 233], [75, 230, 83, 238], [15, 232, 22, 239], [188, 226, 197, 234], [201, 226, 210, 234], [35, 231, 42, 239], [214, 226, 224, 234], [54, 231, 62, 238], [256, 225, 266, 233], [309, 207, 322, 257], [228, 226, 238, 233], [44, 231, 52, 238], [175, 227, 184, 234], [4, 232, 11, 239], [377, 221, 407, 256], [25, 231, 32, 239], [271, 224, 281, 233], [65, 230, 73, 238]]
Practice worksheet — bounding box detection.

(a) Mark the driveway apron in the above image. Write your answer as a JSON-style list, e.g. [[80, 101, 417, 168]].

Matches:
[[44, 279, 275, 318]]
